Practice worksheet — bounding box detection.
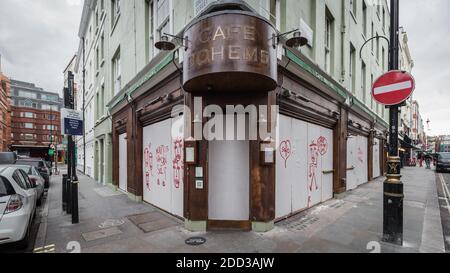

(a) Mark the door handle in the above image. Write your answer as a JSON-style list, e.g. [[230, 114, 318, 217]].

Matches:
[[346, 166, 355, 171], [322, 170, 335, 174]]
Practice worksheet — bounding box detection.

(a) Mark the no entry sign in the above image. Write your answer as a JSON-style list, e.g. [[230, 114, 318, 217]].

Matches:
[[372, 70, 415, 106]]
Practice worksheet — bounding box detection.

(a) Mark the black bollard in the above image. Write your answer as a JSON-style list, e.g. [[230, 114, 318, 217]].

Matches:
[[67, 178, 72, 214], [72, 181, 79, 224], [62, 174, 68, 211]]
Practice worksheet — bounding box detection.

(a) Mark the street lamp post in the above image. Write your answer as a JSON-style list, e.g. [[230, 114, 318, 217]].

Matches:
[[383, 0, 403, 245]]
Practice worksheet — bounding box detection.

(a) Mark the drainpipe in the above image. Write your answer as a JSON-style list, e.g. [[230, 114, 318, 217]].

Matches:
[[83, 37, 86, 174]]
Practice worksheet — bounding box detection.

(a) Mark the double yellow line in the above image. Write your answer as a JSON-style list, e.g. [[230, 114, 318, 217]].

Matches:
[[438, 174, 450, 215], [33, 244, 55, 253]]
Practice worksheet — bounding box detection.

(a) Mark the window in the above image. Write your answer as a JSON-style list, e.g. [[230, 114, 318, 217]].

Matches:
[[24, 123, 34, 129], [22, 112, 34, 118], [371, 22, 374, 52], [371, 74, 374, 109], [96, 46, 100, 71], [100, 84, 105, 117], [100, 34, 105, 62], [349, 43, 356, 94], [23, 134, 35, 140], [18, 90, 37, 99], [269, 0, 277, 25], [351, 0, 357, 18], [157, 0, 171, 43], [42, 104, 58, 111], [112, 0, 121, 26], [376, 33, 380, 61], [112, 49, 121, 95], [325, 8, 334, 75], [382, 7, 386, 32], [147, 0, 156, 61], [47, 114, 56, 121], [96, 91, 100, 120], [46, 125, 56, 131], [361, 61, 367, 103], [362, 1, 367, 37], [41, 94, 59, 102]]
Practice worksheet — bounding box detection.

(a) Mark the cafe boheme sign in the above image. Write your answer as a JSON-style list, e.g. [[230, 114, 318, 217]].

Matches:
[[183, 11, 278, 93]]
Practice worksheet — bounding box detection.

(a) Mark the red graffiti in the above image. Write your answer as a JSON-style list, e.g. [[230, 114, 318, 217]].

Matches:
[[144, 144, 154, 191], [280, 140, 292, 168], [309, 141, 319, 192], [317, 136, 328, 156], [156, 145, 169, 187], [172, 138, 184, 189], [145, 172, 151, 191], [307, 136, 329, 207]]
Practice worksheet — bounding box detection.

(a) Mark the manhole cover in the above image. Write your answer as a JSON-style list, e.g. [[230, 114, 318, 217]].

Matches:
[[185, 237, 207, 246], [99, 219, 126, 229]]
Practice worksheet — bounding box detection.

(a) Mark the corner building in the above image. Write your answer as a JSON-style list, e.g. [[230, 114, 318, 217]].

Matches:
[[78, 0, 391, 231]]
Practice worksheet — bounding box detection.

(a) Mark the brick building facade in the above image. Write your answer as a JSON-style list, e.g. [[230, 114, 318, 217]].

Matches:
[[0, 72, 11, 151], [10, 80, 63, 160]]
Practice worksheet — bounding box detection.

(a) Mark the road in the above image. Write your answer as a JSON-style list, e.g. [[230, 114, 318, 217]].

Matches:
[[436, 171, 450, 252]]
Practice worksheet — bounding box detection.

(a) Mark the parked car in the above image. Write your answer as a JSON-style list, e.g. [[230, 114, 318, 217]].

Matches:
[[436, 153, 450, 173], [0, 152, 17, 165], [16, 165, 45, 206], [0, 165, 38, 249], [16, 158, 50, 188]]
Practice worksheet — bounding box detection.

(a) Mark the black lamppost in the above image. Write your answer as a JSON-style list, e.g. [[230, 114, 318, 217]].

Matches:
[[382, 0, 403, 246], [359, 0, 403, 246]]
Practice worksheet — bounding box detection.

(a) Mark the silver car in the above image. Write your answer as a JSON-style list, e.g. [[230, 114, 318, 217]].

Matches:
[[0, 166, 37, 248], [16, 165, 45, 206]]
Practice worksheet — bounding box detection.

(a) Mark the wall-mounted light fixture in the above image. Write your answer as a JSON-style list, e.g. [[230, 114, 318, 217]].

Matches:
[[272, 29, 308, 49], [155, 33, 190, 51]]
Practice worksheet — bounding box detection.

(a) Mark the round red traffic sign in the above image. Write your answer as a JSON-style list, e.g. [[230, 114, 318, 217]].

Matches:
[[372, 70, 415, 106]]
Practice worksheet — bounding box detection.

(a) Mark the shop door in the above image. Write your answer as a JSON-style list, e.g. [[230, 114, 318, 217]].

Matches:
[[355, 136, 368, 186], [118, 133, 127, 192], [208, 140, 250, 221], [346, 136, 357, 191], [142, 117, 184, 217], [373, 138, 381, 178]]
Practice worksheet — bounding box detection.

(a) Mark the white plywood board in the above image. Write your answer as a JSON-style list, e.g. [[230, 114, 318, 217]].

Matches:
[[208, 140, 250, 221], [118, 133, 127, 192], [373, 138, 381, 178], [290, 118, 309, 213], [142, 118, 184, 217], [355, 136, 368, 186], [276, 115, 294, 218], [347, 137, 357, 191], [307, 123, 323, 207], [320, 127, 334, 202], [276, 115, 334, 218]]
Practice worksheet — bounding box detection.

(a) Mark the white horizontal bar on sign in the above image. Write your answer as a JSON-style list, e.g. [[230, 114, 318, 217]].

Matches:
[[374, 81, 412, 95]]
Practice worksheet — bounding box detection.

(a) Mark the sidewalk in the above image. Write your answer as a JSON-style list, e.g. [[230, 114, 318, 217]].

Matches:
[[34, 166, 445, 253]]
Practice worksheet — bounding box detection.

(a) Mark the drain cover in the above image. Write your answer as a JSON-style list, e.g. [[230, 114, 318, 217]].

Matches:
[[185, 237, 207, 246]]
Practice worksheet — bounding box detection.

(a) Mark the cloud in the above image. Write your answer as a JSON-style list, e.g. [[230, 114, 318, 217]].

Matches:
[[401, 0, 450, 136], [0, 0, 83, 96]]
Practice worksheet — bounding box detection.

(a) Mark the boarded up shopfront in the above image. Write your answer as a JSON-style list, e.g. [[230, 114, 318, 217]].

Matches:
[[276, 115, 333, 219], [346, 135, 369, 191], [142, 117, 184, 218], [118, 133, 128, 192], [373, 138, 381, 178]]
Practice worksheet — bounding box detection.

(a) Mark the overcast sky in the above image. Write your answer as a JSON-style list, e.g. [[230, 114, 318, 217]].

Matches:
[[0, 0, 448, 136]]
